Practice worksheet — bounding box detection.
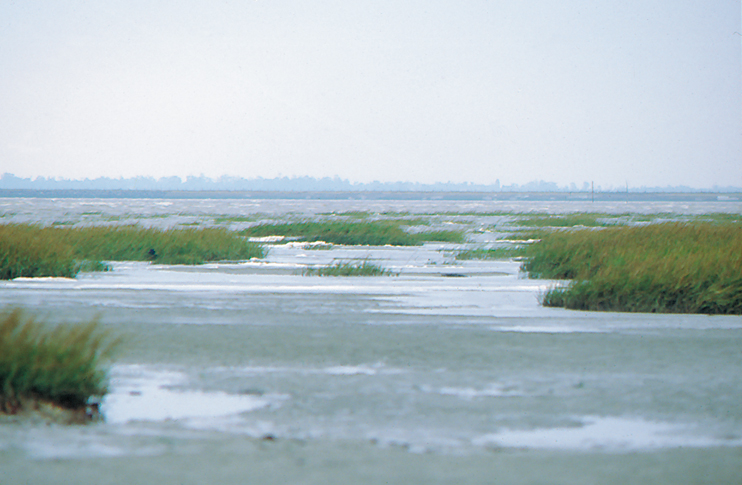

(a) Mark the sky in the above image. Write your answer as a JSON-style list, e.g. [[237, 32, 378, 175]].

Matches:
[[1, 1, 740, 189]]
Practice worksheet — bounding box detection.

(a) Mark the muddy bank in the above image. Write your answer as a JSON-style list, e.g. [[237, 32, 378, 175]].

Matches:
[[0, 397, 100, 426]]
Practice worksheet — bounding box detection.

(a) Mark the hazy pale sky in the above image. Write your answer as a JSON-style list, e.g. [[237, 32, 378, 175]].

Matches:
[[1, 1, 740, 188]]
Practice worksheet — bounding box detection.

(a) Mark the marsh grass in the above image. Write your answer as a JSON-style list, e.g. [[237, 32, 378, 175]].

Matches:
[[524, 222, 742, 314], [240, 221, 465, 246], [456, 246, 527, 260], [0, 224, 265, 279], [73, 260, 111, 273], [500, 230, 550, 241], [690, 213, 742, 224], [435, 211, 513, 217], [302, 260, 392, 276], [0, 224, 79, 279], [318, 212, 431, 226], [0, 309, 120, 414], [417, 229, 466, 243], [213, 214, 264, 224], [62, 225, 265, 264], [303, 242, 334, 250], [319, 211, 373, 219], [513, 213, 621, 227], [512, 212, 742, 229], [395, 217, 432, 227]]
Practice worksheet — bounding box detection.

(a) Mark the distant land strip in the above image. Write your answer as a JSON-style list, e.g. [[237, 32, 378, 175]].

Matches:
[[0, 189, 740, 202]]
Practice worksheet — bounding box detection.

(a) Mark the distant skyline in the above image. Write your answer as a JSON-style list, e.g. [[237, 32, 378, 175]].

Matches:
[[1, 1, 740, 189]]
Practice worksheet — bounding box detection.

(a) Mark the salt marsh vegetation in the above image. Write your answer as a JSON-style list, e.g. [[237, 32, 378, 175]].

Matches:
[[65, 226, 265, 264], [456, 247, 526, 260], [0, 224, 265, 279], [525, 222, 742, 314], [0, 224, 80, 279], [302, 260, 392, 276], [240, 220, 465, 246], [0, 308, 119, 419]]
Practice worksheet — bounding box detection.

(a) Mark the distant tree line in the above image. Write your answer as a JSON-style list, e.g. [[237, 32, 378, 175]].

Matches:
[[0, 173, 738, 193]]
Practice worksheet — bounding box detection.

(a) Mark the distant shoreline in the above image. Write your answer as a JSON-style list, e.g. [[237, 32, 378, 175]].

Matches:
[[0, 189, 739, 202]]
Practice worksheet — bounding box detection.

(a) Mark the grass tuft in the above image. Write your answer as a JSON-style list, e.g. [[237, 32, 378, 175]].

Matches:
[[302, 261, 392, 276], [0, 309, 120, 414]]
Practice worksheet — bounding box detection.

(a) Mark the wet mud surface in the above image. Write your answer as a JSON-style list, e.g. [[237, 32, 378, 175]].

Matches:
[[1, 198, 741, 484]]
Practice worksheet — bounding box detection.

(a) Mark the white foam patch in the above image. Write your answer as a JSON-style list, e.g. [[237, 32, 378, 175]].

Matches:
[[323, 365, 379, 376], [473, 416, 735, 451], [10, 276, 76, 282], [436, 384, 522, 399], [102, 366, 271, 424], [203, 363, 405, 379], [248, 235, 286, 242]]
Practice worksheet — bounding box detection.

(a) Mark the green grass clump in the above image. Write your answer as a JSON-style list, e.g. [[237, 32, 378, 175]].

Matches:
[[0, 309, 120, 413], [0, 224, 265, 279], [418, 229, 466, 243], [302, 261, 392, 276], [240, 221, 464, 246], [456, 246, 526, 260], [524, 222, 742, 314]]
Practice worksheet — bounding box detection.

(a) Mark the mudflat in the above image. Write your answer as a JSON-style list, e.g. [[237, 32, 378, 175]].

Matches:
[[1, 198, 741, 484]]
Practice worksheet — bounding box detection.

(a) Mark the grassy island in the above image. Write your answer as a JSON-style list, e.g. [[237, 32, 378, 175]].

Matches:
[[302, 260, 392, 276], [0, 224, 265, 279], [0, 309, 119, 421], [456, 247, 526, 260], [524, 222, 742, 314], [241, 221, 465, 246]]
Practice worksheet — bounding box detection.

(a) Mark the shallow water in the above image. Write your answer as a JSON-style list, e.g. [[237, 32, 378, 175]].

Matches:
[[1, 198, 741, 484]]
